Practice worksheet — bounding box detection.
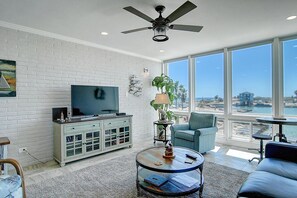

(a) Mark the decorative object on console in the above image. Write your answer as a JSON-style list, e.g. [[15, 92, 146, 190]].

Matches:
[[52, 107, 67, 121], [128, 75, 143, 97], [0, 59, 16, 97]]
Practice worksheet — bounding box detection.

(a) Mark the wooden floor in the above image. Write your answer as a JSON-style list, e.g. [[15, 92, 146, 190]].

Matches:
[[23, 138, 259, 186]]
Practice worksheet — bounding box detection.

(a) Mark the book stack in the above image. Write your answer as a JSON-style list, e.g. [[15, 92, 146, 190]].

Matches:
[[144, 174, 168, 187]]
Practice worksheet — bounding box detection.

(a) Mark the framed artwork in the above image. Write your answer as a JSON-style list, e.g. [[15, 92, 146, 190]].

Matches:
[[0, 59, 16, 97]]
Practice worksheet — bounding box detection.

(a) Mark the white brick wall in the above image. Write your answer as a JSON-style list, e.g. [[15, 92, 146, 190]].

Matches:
[[0, 26, 160, 167]]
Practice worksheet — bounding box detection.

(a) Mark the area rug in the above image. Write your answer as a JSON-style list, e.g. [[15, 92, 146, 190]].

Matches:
[[27, 151, 248, 198]]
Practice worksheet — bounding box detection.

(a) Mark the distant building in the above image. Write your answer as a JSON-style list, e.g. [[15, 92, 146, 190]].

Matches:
[[239, 92, 254, 106]]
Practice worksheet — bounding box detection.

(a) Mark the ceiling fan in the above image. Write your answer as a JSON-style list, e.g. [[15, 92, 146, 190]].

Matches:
[[121, 1, 203, 42]]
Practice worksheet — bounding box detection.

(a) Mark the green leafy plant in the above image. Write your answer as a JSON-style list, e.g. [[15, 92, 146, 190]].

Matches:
[[150, 74, 177, 121]]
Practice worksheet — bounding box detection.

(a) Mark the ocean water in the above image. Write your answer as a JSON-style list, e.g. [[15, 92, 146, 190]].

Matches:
[[234, 106, 297, 115], [234, 106, 297, 140]]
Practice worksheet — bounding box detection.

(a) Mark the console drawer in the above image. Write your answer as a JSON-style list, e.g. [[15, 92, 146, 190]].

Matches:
[[64, 122, 100, 133], [104, 119, 130, 128]]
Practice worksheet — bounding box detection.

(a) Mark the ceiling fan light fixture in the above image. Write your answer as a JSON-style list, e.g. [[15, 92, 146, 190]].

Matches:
[[152, 26, 168, 42]]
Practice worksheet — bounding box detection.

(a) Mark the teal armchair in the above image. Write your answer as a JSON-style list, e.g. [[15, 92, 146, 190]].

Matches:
[[170, 112, 218, 153]]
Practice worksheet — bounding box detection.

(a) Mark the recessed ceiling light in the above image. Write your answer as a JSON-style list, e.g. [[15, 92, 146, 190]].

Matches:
[[101, 32, 109, 35], [286, 15, 297, 20], [160, 50, 165, 53]]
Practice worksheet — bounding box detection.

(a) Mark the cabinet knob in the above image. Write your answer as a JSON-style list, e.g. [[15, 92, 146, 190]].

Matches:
[[72, 127, 75, 129], [93, 125, 95, 127]]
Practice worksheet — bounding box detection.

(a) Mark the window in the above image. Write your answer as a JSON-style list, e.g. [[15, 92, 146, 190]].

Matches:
[[231, 44, 272, 115], [283, 38, 297, 116], [283, 38, 297, 142], [167, 59, 189, 112], [195, 53, 224, 113]]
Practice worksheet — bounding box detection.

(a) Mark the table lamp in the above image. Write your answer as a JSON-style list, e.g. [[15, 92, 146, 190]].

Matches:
[[154, 93, 170, 121]]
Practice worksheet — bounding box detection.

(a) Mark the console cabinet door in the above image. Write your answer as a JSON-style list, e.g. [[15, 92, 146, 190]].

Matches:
[[85, 131, 101, 153], [104, 118, 131, 149], [104, 127, 117, 148], [118, 125, 131, 145], [65, 133, 83, 158]]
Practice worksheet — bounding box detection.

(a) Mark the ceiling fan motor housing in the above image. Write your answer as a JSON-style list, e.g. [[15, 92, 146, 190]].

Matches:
[[152, 8, 169, 42]]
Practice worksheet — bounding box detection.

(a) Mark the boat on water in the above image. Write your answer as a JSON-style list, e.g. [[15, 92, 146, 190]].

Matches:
[[237, 109, 252, 113]]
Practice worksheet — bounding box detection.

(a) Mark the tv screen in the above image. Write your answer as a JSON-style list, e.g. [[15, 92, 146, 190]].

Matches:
[[71, 85, 119, 117]]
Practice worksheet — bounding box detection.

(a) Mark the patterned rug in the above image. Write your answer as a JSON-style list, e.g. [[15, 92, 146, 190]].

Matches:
[[27, 151, 248, 198]]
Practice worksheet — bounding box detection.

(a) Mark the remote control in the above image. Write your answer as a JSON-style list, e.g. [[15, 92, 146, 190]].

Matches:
[[186, 154, 197, 160]]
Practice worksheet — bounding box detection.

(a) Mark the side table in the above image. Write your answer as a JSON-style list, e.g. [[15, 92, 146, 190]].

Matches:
[[153, 121, 174, 144], [0, 137, 10, 174]]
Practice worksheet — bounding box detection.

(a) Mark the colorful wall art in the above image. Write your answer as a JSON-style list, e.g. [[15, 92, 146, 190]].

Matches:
[[0, 59, 16, 97]]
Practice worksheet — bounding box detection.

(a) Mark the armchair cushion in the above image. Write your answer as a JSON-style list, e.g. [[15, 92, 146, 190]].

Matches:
[[196, 127, 218, 136], [189, 112, 215, 130], [170, 124, 189, 131], [0, 175, 22, 197], [174, 130, 195, 141]]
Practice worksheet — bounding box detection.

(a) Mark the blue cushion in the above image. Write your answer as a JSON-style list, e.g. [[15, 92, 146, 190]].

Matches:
[[189, 112, 215, 130], [256, 158, 297, 180], [238, 170, 297, 198], [0, 175, 22, 197], [174, 130, 195, 141]]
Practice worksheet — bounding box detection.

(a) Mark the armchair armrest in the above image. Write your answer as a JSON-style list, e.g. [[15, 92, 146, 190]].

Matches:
[[265, 141, 297, 163], [196, 127, 218, 136], [0, 158, 26, 198], [170, 124, 189, 132]]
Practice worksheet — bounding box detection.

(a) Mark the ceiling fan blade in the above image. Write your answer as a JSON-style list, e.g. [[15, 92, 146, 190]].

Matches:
[[169, 24, 203, 32], [166, 1, 197, 23], [123, 6, 154, 23], [121, 27, 152, 34]]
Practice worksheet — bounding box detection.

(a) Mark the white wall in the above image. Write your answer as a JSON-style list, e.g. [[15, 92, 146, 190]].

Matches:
[[0, 26, 160, 167]]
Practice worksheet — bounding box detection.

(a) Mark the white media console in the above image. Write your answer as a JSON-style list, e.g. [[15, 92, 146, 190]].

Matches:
[[53, 115, 132, 166]]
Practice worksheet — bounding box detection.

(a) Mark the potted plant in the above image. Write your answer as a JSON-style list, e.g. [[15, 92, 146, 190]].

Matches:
[[150, 74, 176, 121]]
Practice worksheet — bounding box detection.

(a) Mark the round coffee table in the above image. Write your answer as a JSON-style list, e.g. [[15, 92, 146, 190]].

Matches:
[[136, 146, 204, 197]]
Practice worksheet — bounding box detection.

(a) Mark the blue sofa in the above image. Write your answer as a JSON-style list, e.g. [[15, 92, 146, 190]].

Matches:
[[170, 112, 217, 153], [238, 142, 297, 198]]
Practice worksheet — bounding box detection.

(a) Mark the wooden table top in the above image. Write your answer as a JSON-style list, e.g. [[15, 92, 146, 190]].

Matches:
[[0, 137, 10, 146], [256, 117, 297, 125], [136, 146, 204, 173]]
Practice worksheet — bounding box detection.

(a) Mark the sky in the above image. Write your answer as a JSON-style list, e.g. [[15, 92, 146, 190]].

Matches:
[[168, 38, 297, 99]]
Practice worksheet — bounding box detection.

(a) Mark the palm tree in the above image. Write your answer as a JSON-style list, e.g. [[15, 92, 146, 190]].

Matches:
[[179, 85, 187, 110], [174, 81, 180, 108]]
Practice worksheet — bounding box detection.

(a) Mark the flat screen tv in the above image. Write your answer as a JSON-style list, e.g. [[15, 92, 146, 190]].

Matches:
[[71, 85, 119, 117]]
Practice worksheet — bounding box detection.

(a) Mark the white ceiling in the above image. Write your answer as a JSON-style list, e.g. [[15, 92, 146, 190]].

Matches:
[[0, 0, 297, 61]]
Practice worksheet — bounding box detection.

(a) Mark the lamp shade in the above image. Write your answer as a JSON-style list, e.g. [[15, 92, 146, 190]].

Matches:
[[154, 93, 170, 104]]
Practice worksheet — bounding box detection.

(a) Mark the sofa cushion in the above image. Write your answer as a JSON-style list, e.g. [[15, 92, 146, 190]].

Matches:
[[174, 130, 195, 141], [0, 175, 22, 197], [238, 170, 297, 198], [257, 158, 297, 180]]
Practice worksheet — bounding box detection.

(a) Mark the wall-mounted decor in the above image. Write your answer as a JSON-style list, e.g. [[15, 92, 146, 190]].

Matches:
[[129, 75, 143, 97], [0, 59, 16, 97]]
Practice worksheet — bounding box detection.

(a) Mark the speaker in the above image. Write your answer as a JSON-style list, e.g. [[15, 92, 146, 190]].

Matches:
[[52, 107, 67, 121]]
